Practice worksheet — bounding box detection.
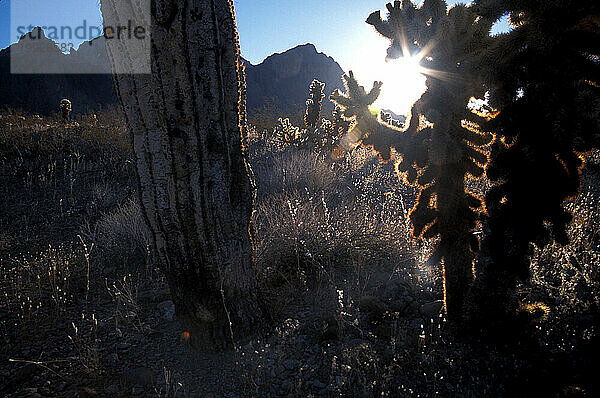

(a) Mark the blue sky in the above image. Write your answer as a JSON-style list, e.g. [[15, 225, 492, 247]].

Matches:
[[1, 0, 508, 70], [0, 0, 508, 114]]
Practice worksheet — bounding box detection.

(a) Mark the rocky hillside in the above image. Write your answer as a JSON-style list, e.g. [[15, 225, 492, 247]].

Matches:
[[0, 28, 345, 116], [243, 43, 344, 113]]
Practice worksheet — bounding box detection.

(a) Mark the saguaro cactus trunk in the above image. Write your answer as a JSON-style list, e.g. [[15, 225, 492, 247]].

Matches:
[[100, 0, 261, 348]]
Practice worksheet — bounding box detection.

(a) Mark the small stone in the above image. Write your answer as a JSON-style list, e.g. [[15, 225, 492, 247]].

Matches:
[[157, 300, 175, 321], [116, 342, 131, 350], [102, 266, 116, 276], [312, 380, 326, 389], [16, 388, 42, 398], [283, 359, 300, 371], [122, 367, 156, 387], [78, 387, 98, 397], [104, 384, 118, 395]]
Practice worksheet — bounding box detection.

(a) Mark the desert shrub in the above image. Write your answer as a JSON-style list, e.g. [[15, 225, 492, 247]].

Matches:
[[531, 189, 600, 314], [0, 243, 88, 320], [86, 198, 152, 270], [252, 149, 340, 198], [0, 106, 131, 186], [250, 140, 415, 289]]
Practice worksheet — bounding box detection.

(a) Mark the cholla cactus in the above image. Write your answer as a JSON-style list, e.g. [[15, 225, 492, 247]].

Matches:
[[304, 79, 325, 130], [60, 99, 72, 124], [332, 106, 352, 138], [332, 0, 495, 324], [276, 80, 352, 154], [466, 0, 600, 330], [273, 117, 309, 149], [304, 80, 349, 153]]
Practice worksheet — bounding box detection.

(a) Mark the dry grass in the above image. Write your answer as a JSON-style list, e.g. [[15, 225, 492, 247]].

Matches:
[[1, 110, 599, 396]]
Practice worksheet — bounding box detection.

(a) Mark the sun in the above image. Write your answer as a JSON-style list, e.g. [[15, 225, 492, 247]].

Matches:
[[350, 39, 427, 118], [372, 56, 427, 117]]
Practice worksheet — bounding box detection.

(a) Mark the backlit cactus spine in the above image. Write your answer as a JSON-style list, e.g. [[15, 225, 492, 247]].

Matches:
[[466, 0, 600, 330], [332, 0, 495, 324], [304, 79, 325, 131], [60, 99, 72, 124]]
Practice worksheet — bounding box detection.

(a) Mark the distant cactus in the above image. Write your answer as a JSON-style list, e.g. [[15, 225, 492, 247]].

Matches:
[[274, 80, 351, 154], [304, 79, 325, 130], [60, 99, 72, 124], [273, 117, 309, 148], [304, 79, 345, 153], [332, 0, 495, 324]]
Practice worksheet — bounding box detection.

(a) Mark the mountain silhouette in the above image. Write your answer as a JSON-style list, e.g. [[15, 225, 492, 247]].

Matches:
[[243, 43, 345, 114], [0, 28, 115, 114], [0, 28, 345, 117]]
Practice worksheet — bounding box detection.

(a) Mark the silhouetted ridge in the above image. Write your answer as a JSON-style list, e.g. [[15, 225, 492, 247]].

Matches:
[[0, 30, 345, 116], [243, 43, 345, 114]]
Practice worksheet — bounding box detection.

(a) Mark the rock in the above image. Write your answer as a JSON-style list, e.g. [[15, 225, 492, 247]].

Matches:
[[359, 296, 387, 320], [131, 385, 144, 396], [420, 300, 444, 319], [283, 359, 300, 371], [10, 364, 39, 385], [77, 387, 98, 397], [137, 289, 154, 302], [281, 380, 294, 392], [103, 384, 118, 395], [157, 300, 175, 321], [102, 266, 116, 276], [312, 380, 327, 389], [122, 367, 156, 387], [12, 388, 42, 398], [116, 342, 131, 350]]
